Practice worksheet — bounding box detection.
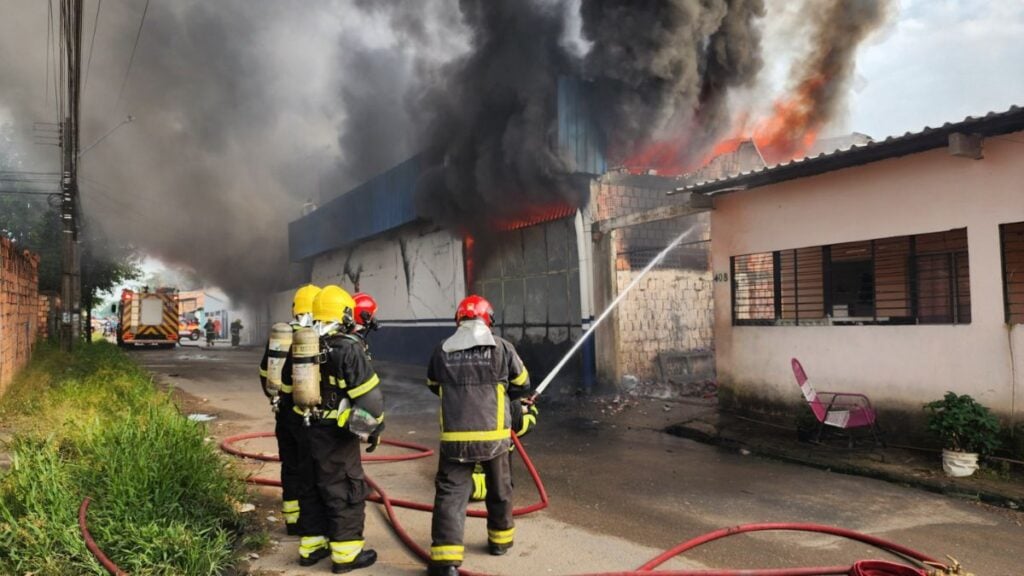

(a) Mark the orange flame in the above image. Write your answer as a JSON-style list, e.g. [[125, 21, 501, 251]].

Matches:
[[620, 74, 827, 174], [491, 203, 577, 232], [463, 234, 476, 290], [751, 74, 825, 165]]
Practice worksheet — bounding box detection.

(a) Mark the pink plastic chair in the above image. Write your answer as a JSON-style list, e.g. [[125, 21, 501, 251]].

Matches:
[[792, 358, 883, 446]]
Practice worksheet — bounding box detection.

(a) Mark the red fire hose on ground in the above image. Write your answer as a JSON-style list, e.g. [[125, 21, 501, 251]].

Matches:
[[79, 431, 959, 576]]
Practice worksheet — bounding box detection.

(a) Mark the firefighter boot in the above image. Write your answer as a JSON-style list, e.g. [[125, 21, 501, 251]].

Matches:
[[298, 536, 330, 566], [488, 526, 514, 556], [488, 542, 513, 556], [282, 500, 300, 536], [427, 565, 459, 576], [331, 549, 377, 573]]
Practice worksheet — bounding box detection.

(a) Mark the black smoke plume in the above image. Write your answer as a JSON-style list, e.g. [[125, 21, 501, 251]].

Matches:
[[412, 0, 581, 237], [580, 0, 764, 160]]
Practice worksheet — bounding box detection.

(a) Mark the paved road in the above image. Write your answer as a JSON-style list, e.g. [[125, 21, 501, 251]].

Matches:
[[136, 345, 1024, 576]]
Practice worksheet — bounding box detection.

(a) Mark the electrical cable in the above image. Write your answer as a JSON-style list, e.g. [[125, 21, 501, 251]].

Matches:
[[113, 0, 150, 113], [82, 0, 102, 97]]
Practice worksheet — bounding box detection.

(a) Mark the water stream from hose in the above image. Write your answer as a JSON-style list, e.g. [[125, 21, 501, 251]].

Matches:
[[532, 223, 706, 398]]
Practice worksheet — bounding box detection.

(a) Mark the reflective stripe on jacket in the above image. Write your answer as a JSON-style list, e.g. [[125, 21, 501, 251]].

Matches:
[[426, 335, 530, 462], [313, 333, 383, 427]]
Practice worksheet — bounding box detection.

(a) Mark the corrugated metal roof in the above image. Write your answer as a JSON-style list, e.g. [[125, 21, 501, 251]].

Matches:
[[672, 105, 1024, 196], [288, 155, 421, 262]]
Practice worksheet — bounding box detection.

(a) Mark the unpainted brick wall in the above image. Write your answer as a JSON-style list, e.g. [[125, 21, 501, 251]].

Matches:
[[593, 174, 714, 384], [37, 294, 53, 340], [0, 238, 41, 396], [614, 268, 713, 380]]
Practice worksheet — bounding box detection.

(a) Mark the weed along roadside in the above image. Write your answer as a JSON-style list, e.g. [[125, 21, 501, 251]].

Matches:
[[0, 342, 257, 575]]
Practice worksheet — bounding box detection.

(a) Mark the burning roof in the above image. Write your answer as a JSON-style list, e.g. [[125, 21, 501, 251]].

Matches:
[[672, 105, 1024, 196]]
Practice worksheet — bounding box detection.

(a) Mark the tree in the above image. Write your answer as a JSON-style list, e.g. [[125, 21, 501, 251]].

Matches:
[[0, 122, 53, 245], [3, 121, 140, 338]]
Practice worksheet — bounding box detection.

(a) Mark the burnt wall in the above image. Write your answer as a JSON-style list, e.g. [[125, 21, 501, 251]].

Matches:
[[592, 173, 715, 395], [473, 216, 583, 391]]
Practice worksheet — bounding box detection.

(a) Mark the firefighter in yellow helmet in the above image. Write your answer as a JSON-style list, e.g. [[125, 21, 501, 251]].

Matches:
[[296, 285, 384, 573], [258, 284, 320, 537], [425, 295, 532, 576]]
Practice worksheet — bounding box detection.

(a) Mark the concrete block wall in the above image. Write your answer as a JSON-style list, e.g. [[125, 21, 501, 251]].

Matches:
[[591, 173, 715, 393], [614, 268, 714, 381], [473, 217, 583, 382], [0, 238, 41, 396]]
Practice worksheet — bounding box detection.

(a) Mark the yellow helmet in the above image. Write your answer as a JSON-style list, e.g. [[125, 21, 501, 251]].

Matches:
[[312, 285, 356, 325], [292, 284, 322, 317]]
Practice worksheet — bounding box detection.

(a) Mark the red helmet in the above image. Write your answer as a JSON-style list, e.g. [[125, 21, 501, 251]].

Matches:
[[352, 292, 378, 327], [456, 295, 494, 326]]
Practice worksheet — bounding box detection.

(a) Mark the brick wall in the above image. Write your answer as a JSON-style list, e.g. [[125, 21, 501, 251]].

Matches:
[[37, 293, 54, 341], [614, 268, 714, 381], [592, 173, 715, 393], [0, 238, 41, 396]]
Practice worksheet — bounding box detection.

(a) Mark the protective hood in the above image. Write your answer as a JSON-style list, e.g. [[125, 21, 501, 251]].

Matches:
[[317, 321, 340, 337], [442, 318, 496, 353]]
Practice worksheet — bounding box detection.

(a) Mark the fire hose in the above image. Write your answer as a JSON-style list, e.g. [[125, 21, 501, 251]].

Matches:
[[79, 431, 966, 575]]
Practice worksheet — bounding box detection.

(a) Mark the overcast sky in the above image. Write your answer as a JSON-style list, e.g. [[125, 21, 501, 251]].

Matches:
[[846, 0, 1024, 139]]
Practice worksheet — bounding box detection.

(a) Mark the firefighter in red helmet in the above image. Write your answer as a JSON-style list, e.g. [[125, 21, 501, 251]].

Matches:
[[352, 293, 380, 335], [425, 295, 533, 575]]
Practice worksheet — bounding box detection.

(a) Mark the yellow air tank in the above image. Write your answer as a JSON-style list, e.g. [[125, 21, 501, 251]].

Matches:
[[265, 323, 293, 398], [290, 326, 322, 412]]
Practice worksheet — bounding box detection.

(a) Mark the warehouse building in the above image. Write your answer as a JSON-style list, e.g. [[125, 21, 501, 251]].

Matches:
[[288, 79, 721, 396]]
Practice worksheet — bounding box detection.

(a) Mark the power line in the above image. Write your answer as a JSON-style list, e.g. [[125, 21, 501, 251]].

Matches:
[[0, 190, 59, 197], [45, 0, 52, 104], [82, 0, 102, 98], [0, 170, 62, 176], [113, 0, 150, 113]]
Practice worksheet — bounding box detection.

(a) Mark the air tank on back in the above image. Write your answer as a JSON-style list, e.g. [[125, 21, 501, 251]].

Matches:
[[290, 326, 322, 413], [264, 322, 293, 398]]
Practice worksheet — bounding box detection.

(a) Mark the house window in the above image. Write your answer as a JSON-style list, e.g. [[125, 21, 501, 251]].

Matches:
[[1002, 222, 1024, 324], [913, 229, 971, 324], [732, 252, 775, 324], [731, 228, 970, 326], [829, 241, 874, 319]]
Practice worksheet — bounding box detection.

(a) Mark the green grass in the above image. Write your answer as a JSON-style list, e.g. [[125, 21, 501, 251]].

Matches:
[[0, 342, 249, 576]]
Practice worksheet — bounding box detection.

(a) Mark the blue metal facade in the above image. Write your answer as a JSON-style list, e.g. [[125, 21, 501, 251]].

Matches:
[[557, 76, 608, 175], [289, 77, 607, 262], [288, 155, 421, 262]]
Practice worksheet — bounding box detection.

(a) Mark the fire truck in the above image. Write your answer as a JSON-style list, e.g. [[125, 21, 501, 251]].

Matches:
[[116, 287, 179, 348]]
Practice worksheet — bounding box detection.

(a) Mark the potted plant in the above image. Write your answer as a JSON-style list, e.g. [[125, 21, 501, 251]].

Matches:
[[923, 392, 1001, 477]]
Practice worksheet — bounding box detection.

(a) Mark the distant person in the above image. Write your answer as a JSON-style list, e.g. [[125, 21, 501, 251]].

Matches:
[[230, 319, 243, 346], [204, 318, 216, 347]]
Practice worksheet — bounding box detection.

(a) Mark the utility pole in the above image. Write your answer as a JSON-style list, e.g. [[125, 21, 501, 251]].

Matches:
[[59, 0, 84, 351]]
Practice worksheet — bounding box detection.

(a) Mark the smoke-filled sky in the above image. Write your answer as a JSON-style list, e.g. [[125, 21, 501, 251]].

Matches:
[[0, 0, 1021, 301]]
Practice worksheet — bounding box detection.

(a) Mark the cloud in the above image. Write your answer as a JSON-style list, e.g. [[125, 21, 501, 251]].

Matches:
[[848, 0, 1024, 138]]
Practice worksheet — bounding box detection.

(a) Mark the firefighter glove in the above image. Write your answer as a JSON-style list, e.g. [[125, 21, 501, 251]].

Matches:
[[513, 402, 539, 437], [366, 420, 385, 453]]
